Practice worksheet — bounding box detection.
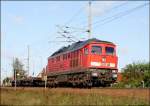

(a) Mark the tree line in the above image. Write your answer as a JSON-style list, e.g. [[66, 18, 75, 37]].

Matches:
[[114, 61, 150, 88], [2, 58, 27, 86]]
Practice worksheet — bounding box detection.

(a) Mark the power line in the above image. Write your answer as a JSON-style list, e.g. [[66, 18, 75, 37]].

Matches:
[[57, 31, 76, 42], [64, 4, 87, 26], [48, 41, 74, 43], [56, 25, 88, 41], [50, 2, 148, 43], [58, 3, 88, 41], [62, 1, 129, 37], [78, 1, 128, 27], [92, 3, 149, 29], [79, 2, 148, 33], [57, 25, 85, 41], [107, 1, 128, 11], [59, 25, 86, 31], [56, 25, 76, 42]]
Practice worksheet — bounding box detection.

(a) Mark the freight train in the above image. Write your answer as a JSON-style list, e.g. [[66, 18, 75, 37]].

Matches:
[[12, 38, 118, 88]]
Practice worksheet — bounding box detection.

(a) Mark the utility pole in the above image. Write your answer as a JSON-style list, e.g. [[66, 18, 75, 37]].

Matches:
[[44, 68, 47, 90], [13, 57, 16, 90], [141, 80, 145, 88], [32, 60, 35, 77], [27, 45, 30, 77], [88, 1, 92, 39]]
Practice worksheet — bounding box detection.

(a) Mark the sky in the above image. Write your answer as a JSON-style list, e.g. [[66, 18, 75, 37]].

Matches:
[[1, 1, 149, 82]]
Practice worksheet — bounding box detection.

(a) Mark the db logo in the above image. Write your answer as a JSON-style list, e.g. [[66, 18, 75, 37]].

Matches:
[[102, 57, 106, 62]]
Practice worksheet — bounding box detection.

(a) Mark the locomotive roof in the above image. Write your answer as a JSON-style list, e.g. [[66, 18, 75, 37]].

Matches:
[[50, 38, 114, 57]]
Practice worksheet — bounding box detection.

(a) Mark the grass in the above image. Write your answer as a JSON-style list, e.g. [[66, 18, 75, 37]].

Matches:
[[1, 87, 149, 106]]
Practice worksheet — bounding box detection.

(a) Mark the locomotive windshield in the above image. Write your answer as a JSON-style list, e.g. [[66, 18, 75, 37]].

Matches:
[[105, 47, 114, 55], [91, 46, 102, 54]]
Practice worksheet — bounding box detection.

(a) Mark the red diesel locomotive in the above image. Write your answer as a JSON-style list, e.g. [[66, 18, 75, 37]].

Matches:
[[46, 38, 118, 87]]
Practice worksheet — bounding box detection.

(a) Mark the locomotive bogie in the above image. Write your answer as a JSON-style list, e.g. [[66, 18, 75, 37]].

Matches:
[[45, 68, 117, 88]]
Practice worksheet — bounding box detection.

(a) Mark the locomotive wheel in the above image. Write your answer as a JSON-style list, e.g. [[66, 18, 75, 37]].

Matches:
[[83, 80, 92, 88], [72, 82, 77, 88], [87, 81, 92, 89]]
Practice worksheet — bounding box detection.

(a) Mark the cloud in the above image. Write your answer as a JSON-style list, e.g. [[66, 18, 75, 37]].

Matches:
[[13, 15, 24, 24], [92, 1, 115, 16], [7, 13, 24, 24]]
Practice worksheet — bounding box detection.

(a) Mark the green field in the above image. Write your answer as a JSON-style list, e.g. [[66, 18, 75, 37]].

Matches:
[[1, 87, 149, 105]]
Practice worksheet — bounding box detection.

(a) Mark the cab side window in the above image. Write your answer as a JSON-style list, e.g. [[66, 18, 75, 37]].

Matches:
[[84, 48, 88, 54]]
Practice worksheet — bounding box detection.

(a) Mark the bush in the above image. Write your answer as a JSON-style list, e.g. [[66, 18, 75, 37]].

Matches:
[[112, 82, 125, 88], [119, 61, 150, 88]]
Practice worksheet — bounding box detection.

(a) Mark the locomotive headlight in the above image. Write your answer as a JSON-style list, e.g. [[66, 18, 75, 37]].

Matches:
[[92, 72, 98, 77], [112, 74, 117, 78], [102, 57, 106, 62], [112, 70, 116, 73], [91, 62, 101, 66], [110, 63, 115, 67]]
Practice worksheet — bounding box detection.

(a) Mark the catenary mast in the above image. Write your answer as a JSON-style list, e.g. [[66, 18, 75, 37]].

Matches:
[[88, 1, 92, 39]]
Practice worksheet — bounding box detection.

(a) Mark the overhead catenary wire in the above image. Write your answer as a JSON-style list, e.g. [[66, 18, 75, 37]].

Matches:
[[50, 2, 148, 43], [64, 4, 87, 26], [59, 1, 129, 38], [98, 1, 129, 16], [60, 2, 92, 40], [48, 41, 74, 43], [77, 1, 129, 27], [92, 3, 149, 29], [62, 2, 92, 37], [56, 24, 82, 42], [63, 25, 87, 31], [79, 2, 148, 33], [56, 24, 88, 41], [58, 2, 90, 41], [57, 29, 76, 43], [57, 32, 76, 42]]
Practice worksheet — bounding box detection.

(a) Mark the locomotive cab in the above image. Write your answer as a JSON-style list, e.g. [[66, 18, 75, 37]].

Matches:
[[89, 43, 117, 69], [83, 41, 118, 85]]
